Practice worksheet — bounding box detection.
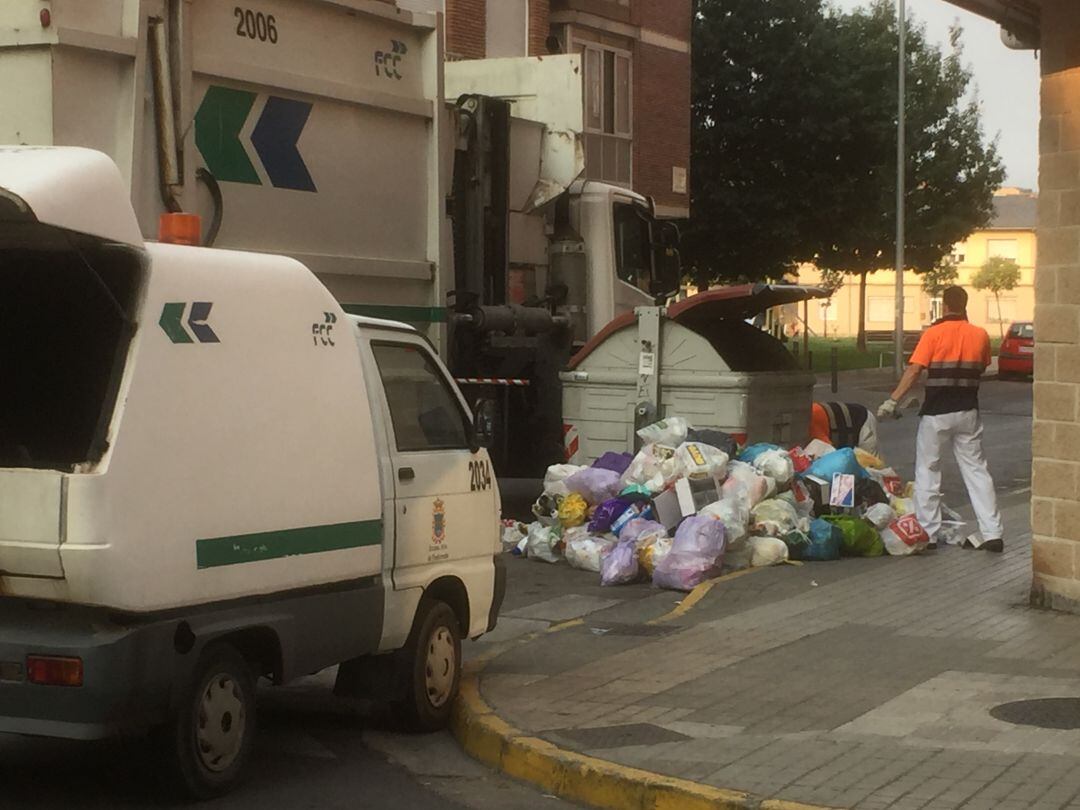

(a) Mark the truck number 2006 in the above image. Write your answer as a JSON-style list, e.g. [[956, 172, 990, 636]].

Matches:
[[469, 460, 492, 492], [234, 7, 278, 44]]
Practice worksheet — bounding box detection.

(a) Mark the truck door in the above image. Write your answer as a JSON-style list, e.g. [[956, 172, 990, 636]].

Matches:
[[367, 340, 497, 590]]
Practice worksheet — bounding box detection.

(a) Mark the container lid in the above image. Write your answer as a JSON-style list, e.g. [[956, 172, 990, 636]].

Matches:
[[0, 147, 143, 246], [569, 283, 830, 370]]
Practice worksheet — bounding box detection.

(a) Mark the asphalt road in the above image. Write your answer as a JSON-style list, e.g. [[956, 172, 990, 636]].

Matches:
[[0, 681, 575, 809]]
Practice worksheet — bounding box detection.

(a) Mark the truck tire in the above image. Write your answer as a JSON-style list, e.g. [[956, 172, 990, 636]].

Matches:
[[392, 598, 462, 732], [169, 642, 257, 799]]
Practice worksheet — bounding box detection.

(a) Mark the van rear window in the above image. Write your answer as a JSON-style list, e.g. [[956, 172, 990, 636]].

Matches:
[[0, 224, 144, 470]]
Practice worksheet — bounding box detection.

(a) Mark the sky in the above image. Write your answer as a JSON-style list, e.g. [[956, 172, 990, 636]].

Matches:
[[830, 0, 1040, 190]]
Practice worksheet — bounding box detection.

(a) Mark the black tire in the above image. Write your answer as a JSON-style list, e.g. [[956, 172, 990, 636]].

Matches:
[[169, 643, 257, 799], [391, 599, 462, 732]]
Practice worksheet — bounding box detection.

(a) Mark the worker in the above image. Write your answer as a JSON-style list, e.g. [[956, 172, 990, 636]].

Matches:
[[810, 402, 880, 456], [877, 286, 1004, 552]]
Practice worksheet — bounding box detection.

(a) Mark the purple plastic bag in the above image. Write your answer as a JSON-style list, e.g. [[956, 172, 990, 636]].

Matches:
[[618, 518, 668, 545], [600, 540, 641, 586], [589, 498, 633, 533], [565, 467, 622, 505], [592, 451, 634, 476], [652, 515, 726, 591]]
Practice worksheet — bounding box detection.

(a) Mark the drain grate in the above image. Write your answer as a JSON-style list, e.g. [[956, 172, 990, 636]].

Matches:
[[552, 722, 691, 749], [990, 698, 1080, 730]]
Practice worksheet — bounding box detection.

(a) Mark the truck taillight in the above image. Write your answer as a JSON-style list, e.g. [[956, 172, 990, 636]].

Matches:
[[26, 655, 83, 687]]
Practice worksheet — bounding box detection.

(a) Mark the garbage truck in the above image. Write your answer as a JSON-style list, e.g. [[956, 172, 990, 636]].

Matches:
[[0, 0, 679, 477], [0, 0, 822, 479]]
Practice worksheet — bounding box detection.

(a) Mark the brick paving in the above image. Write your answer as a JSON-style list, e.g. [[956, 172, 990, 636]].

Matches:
[[480, 505, 1080, 808]]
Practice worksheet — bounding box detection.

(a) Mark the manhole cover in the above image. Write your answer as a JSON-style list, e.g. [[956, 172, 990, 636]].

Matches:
[[552, 722, 691, 749], [990, 698, 1080, 729]]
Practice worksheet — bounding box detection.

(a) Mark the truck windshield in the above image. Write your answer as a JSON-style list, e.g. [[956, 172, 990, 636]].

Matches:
[[0, 225, 143, 470], [613, 202, 653, 295]]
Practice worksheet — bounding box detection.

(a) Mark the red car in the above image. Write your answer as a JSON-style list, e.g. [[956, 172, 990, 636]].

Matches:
[[998, 321, 1034, 380]]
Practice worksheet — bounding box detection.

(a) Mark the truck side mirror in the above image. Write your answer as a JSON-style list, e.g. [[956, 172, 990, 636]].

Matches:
[[659, 221, 681, 248], [472, 398, 496, 452]]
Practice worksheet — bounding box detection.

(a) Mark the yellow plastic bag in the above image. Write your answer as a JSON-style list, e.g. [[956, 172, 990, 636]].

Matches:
[[558, 493, 589, 528], [854, 447, 885, 470], [890, 495, 915, 517]]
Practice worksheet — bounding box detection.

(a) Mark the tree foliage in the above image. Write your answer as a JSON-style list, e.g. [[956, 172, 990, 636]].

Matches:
[[685, 0, 1005, 294], [922, 258, 959, 297], [972, 256, 1021, 339]]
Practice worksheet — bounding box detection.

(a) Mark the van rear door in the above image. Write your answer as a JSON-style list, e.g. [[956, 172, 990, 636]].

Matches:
[[0, 470, 63, 578]]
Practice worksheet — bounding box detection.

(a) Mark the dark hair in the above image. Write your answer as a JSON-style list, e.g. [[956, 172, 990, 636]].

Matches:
[[943, 286, 968, 313]]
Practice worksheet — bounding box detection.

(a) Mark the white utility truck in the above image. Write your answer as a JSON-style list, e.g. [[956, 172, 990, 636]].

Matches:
[[0, 146, 504, 797], [0, 0, 823, 472]]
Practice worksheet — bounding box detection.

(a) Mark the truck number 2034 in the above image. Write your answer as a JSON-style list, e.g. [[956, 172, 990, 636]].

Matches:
[[469, 460, 492, 492], [234, 7, 278, 44]]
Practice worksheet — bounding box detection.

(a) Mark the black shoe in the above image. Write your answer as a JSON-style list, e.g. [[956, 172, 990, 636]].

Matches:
[[926, 540, 938, 550], [982, 538, 1004, 553]]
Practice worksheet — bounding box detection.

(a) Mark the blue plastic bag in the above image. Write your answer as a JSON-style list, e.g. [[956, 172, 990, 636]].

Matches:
[[804, 448, 868, 481], [739, 443, 782, 465], [803, 518, 843, 561]]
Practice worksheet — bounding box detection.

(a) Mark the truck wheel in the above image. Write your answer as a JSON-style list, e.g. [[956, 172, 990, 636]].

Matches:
[[169, 643, 257, 799], [392, 599, 462, 732]]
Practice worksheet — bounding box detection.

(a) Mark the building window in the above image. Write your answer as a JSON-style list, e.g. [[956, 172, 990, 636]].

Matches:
[[486, 0, 528, 58], [987, 239, 1018, 260], [580, 42, 632, 185], [987, 297, 1017, 323]]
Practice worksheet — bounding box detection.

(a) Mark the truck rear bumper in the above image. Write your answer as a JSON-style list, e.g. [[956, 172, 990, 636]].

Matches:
[[0, 600, 176, 740]]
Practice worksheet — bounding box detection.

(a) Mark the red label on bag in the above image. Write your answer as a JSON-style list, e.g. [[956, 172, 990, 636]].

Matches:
[[789, 448, 812, 473], [890, 514, 929, 547], [883, 476, 903, 496]]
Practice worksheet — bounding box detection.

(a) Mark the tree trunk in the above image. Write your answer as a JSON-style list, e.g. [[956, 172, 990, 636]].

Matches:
[[994, 291, 1005, 341], [856, 270, 868, 352]]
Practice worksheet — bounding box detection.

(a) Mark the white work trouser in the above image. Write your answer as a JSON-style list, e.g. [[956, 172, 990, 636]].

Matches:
[[914, 409, 1004, 541]]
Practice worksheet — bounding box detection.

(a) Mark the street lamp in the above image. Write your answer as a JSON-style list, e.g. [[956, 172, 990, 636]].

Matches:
[[894, 0, 906, 380]]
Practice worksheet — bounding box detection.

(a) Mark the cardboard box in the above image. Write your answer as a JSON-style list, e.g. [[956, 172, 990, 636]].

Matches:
[[652, 477, 723, 530]]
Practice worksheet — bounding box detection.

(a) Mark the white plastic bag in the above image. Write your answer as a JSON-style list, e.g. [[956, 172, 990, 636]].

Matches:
[[636, 417, 690, 448], [543, 464, 586, 497], [699, 498, 750, 546], [565, 530, 617, 573], [722, 461, 775, 509], [675, 442, 729, 481], [526, 522, 561, 563], [864, 502, 897, 531], [747, 536, 789, 567], [622, 443, 682, 494], [501, 522, 527, 552], [803, 438, 836, 460], [751, 499, 800, 537], [752, 449, 794, 488], [881, 514, 930, 556]]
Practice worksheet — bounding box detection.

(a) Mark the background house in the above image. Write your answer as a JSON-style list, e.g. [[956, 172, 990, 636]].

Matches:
[[798, 187, 1037, 338]]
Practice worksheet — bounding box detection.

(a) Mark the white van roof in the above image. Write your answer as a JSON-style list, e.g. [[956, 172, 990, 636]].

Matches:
[[0, 146, 143, 246]]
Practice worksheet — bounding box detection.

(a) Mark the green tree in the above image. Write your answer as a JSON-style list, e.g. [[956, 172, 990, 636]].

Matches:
[[686, 0, 1004, 350], [972, 256, 1021, 340], [922, 257, 959, 298]]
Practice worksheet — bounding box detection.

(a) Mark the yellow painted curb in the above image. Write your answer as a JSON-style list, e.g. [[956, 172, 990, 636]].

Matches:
[[453, 566, 840, 810]]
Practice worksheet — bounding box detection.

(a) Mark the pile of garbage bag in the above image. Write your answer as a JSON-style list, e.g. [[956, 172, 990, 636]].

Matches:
[[503, 416, 931, 592]]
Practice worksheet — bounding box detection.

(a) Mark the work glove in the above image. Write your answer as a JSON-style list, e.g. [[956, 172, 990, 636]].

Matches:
[[877, 398, 899, 420]]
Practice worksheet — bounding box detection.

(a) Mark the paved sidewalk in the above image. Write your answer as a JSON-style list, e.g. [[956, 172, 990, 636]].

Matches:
[[474, 497, 1080, 810]]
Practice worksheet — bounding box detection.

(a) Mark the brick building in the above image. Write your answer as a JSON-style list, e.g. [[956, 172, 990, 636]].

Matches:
[[433, 0, 691, 219]]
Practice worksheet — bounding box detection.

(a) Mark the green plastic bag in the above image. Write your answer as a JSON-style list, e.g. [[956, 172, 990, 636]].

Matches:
[[822, 515, 884, 557], [782, 529, 812, 561]]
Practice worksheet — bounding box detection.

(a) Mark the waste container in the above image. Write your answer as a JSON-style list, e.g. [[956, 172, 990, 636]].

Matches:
[[560, 284, 829, 464]]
